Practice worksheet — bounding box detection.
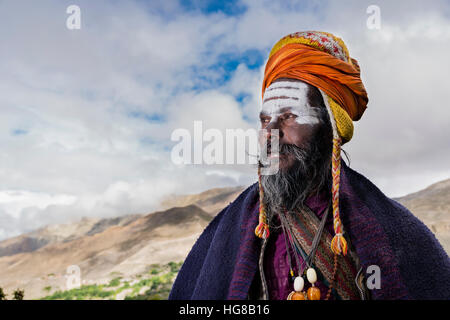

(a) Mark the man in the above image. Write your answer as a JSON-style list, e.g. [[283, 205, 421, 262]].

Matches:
[[169, 31, 450, 300]]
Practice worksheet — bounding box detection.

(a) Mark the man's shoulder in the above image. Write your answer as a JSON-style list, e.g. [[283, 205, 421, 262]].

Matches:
[[211, 182, 259, 222], [342, 161, 419, 217], [342, 160, 445, 248], [228, 182, 259, 209]]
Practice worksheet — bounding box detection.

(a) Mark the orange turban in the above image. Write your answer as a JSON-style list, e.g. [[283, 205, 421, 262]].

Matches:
[[262, 32, 368, 122]]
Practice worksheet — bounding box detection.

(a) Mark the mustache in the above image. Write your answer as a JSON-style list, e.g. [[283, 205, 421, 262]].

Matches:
[[279, 144, 306, 155], [259, 143, 311, 170], [259, 143, 306, 168], [262, 143, 309, 159]]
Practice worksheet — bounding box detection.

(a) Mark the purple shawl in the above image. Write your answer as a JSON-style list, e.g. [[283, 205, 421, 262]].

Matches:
[[169, 160, 450, 300]]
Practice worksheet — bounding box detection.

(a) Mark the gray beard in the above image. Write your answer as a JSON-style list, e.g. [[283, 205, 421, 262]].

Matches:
[[260, 142, 331, 226]]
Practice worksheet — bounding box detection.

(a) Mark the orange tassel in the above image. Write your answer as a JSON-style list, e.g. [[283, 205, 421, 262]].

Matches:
[[331, 233, 348, 256], [255, 222, 270, 239]]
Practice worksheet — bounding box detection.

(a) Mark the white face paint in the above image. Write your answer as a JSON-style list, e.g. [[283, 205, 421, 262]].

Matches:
[[261, 80, 323, 125]]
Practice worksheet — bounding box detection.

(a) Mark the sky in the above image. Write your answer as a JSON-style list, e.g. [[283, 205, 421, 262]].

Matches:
[[0, 0, 449, 239]]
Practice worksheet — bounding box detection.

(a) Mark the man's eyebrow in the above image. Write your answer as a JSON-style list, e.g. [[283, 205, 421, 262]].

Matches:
[[259, 107, 293, 117], [263, 95, 299, 103]]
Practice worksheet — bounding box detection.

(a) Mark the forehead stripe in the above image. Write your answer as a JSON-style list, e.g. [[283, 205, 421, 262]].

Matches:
[[263, 96, 299, 103], [266, 86, 302, 91]]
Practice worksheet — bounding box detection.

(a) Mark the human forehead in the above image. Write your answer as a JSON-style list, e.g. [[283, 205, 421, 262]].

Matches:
[[261, 80, 313, 115]]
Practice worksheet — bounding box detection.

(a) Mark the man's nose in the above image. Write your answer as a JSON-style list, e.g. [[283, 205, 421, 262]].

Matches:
[[265, 119, 283, 140]]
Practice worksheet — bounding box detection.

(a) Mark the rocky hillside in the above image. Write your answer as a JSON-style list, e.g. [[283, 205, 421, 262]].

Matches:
[[0, 185, 246, 299], [0, 204, 212, 299], [159, 186, 245, 215], [0, 215, 141, 258], [0, 185, 245, 259]]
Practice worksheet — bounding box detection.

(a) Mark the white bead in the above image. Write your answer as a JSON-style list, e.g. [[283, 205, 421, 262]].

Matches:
[[306, 268, 317, 284], [294, 276, 304, 292]]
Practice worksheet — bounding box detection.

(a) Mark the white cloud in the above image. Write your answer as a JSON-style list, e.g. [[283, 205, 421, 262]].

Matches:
[[0, 0, 449, 239]]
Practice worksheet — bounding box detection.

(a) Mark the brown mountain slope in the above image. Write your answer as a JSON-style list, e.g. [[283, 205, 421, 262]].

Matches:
[[0, 215, 142, 257], [0, 217, 100, 257], [159, 186, 245, 215], [0, 186, 244, 259], [0, 204, 211, 299]]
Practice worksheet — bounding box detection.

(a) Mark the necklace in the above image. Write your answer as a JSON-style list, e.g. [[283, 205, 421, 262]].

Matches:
[[279, 202, 334, 300]]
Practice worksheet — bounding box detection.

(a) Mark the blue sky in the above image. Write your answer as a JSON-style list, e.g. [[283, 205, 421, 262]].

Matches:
[[0, 0, 450, 239], [180, 0, 248, 15]]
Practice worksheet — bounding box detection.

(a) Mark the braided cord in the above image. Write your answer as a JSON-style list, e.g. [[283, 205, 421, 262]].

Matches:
[[330, 137, 348, 256], [255, 167, 270, 239]]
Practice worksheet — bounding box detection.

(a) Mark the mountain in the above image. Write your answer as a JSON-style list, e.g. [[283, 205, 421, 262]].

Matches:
[[0, 186, 243, 299], [0, 204, 212, 299], [0, 215, 142, 258], [0, 185, 245, 259], [159, 186, 245, 215]]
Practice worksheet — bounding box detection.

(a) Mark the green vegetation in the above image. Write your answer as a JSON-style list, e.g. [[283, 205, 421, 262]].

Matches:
[[109, 271, 122, 277], [168, 261, 183, 273], [125, 263, 180, 300], [148, 263, 162, 275], [41, 284, 115, 300], [39, 260, 183, 300], [108, 277, 122, 287]]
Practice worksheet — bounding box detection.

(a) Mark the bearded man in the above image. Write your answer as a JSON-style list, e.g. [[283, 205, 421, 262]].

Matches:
[[169, 31, 450, 300]]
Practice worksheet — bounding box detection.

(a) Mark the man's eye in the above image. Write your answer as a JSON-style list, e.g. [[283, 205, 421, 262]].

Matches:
[[261, 118, 270, 123], [285, 113, 297, 119]]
